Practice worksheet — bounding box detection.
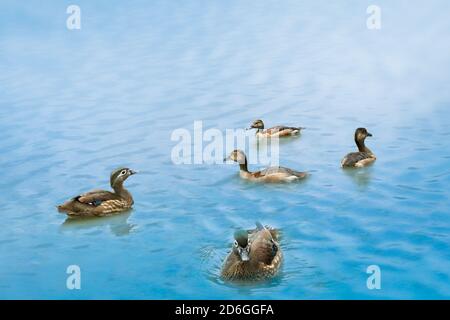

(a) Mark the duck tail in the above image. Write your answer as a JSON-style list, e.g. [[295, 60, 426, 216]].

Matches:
[[255, 221, 265, 230], [295, 171, 308, 179], [57, 199, 77, 213]]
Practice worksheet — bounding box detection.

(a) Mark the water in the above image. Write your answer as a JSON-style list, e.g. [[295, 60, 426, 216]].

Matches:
[[1, 0, 450, 299]]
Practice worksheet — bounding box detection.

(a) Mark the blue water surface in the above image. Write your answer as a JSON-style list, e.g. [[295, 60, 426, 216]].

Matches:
[[1, 0, 450, 299]]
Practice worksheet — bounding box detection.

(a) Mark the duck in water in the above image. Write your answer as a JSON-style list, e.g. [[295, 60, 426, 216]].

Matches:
[[221, 222, 282, 281], [57, 167, 137, 218], [341, 128, 376, 168], [224, 149, 307, 182], [248, 119, 304, 138]]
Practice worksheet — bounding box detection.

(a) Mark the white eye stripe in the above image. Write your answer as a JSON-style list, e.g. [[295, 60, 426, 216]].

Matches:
[[121, 170, 127, 175], [234, 240, 239, 247]]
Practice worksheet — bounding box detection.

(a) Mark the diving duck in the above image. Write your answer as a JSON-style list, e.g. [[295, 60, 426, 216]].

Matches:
[[341, 128, 376, 168], [224, 149, 307, 182], [248, 119, 304, 138], [57, 167, 137, 218], [221, 222, 282, 281]]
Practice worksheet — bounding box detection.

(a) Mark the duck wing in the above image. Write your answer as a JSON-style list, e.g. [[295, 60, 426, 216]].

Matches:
[[248, 225, 279, 265], [252, 222, 279, 240], [265, 126, 302, 136], [341, 152, 371, 167], [266, 126, 301, 133], [57, 190, 119, 215], [255, 166, 307, 178], [76, 190, 118, 206]]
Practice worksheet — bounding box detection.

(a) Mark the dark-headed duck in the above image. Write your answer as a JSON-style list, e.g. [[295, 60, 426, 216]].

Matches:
[[341, 128, 376, 168]]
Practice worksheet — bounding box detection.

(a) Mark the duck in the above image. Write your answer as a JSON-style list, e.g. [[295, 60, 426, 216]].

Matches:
[[341, 128, 376, 168], [224, 149, 307, 182], [221, 222, 282, 281], [248, 119, 304, 138], [57, 167, 137, 218]]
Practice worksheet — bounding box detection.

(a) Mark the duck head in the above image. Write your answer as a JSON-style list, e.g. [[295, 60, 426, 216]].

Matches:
[[249, 119, 264, 130], [355, 127, 372, 142], [233, 230, 250, 262], [110, 167, 137, 188], [224, 149, 247, 164]]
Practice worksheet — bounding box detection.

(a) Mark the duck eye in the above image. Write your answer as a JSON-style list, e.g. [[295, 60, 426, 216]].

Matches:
[[121, 170, 127, 175], [234, 240, 239, 247]]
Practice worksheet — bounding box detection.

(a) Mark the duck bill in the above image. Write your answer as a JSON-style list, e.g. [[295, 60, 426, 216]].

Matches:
[[367, 133, 373, 137], [129, 170, 138, 175], [240, 250, 250, 262]]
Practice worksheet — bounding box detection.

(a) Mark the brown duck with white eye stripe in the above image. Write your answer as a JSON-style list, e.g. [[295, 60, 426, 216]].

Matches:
[[221, 222, 283, 281], [57, 167, 137, 218]]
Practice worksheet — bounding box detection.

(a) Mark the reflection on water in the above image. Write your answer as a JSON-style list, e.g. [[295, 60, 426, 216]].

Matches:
[[1, 1, 450, 299], [60, 211, 135, 237], [343, 167, 373, 188]]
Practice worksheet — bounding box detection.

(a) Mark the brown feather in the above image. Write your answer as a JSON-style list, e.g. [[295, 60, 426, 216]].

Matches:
[[341, 128, 376, 168], [57, 168, 135, 218], [258, 126, 302, 137], [221, 225, 282, 281]]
